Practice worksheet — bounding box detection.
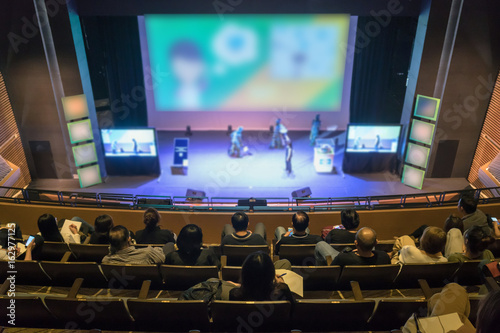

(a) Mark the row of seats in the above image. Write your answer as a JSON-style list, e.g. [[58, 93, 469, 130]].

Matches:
[[2, 259, 497, 292]]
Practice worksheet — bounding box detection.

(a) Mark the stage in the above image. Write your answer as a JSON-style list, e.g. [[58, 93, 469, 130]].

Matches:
[[27, 130, 470, 198]]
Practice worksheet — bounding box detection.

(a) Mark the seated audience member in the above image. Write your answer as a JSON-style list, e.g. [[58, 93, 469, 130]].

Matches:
[[89, 214, 114, 244], [458, 193, 490, 232], [324, 209, 359, 244], [165, 224, 220, 268], [135, 208, 176, 244], [274, 211, 322, 255], [24, 235, 44, 261], [448, 225, 495, 262], [38, 213, 83, 243], [0, 234, 44, 261], [476, 290, 500, 333], [221, 212, 267, 246], [102, 225, 165, 264], [229, 251, 294, 303], [443, 214, 465, 257], [402, 283, 475, 333], [392, 226, 448, 264]]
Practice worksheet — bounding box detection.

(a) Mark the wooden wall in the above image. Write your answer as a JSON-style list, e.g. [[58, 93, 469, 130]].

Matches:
[[2, 201, 500, 243]]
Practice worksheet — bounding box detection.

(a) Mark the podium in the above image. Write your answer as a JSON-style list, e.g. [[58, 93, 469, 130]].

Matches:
[[314, 140, 335, 173]]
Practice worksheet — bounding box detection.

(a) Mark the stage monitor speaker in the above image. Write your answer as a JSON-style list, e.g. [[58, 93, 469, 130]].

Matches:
[[137, 198, 173, 206], [291, 187, 312, 198], [238, 198, 267, 209], [186, 189, 206, 198]]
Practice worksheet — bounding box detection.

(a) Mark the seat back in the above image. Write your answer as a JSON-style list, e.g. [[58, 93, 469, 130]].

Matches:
[[69, 243, 109, 263], [160, 265, 219, 290], [222, 245, 270, 266], [337, 264, 401, 290], [278, 244, 317, 266], [291, 266, 342, 291], [221, 266, 242, 283], [368, 299, 427, 331], [0, 260, 51, 286], [0, 296, 56, 328], [468, 296, 483, 327], [40, 261, 108, 288], [453, 260, 485, 286], [393, 262, 460, 288], [329, 243, 355, 252], [39, 241, 72, 261], [45, 296, 132, 330], [211, 300, 291, 332], [488, 238, 500, 258], [128, 299, 210, 331], [293, 300, 376, 331], [100, 263, 163, 289], [375, 240, 396, 252]]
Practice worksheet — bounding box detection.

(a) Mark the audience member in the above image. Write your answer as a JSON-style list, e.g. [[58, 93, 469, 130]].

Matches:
[[221, 212, 267, 246], [476, 290, 500, 333], [443, 214, 465, 257], [102, 225, 165, 264], [89, 214, 114, 244], [392, 226, 447, 264], [229, 251, 294, 303], [165, 224, 220, 268], [448, 225, 495, 262], [324, 209, 359, 244], [274, 211, 322, 255], [135, 208, 176, 244], [457, 194, 489, 232], [38, 213, 82, 243]]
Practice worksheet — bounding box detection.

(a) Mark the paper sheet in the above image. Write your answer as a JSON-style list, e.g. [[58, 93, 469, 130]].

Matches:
[[276, 269, 304, 297]]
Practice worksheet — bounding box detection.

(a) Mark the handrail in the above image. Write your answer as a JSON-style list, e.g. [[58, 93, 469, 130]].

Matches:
[[0, 185, 500, 212]]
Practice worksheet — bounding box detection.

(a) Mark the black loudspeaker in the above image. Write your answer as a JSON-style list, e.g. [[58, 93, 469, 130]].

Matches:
[[431, 140, 460, 178], [237, 198, 267, 209], [291, 187, 312, 198], [186, 189, 206, 197]]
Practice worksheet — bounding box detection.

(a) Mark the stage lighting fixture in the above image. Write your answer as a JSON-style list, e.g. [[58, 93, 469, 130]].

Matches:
[[402, 164, 425, 190], [405, 143, 430, 169], [414, 94, 440, 121], [291, 187, 312, 198], [185, 125, 192, 136], [237, 198, 267, 210], [62, 94, 89, 121], [409, 119, 435, 146], [72, 143, 98, 167], [77, 164, 102, 188], [67, 119, 94, 144]]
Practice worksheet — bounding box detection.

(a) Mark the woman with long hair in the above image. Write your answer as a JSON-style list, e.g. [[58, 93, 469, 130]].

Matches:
[[135, 208, 175, 244], [448, 225, 495, 262]]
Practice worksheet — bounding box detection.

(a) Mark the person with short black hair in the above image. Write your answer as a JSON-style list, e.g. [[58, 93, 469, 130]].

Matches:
[[324, 209, 360, 244], [89, 214, 114, 244], [458, 193, 489, 232], [135, 208, 176, 244], [221, 212, 267, 246], [274, 211, 322, 255], [165, 224, 220, 268], [102, 225, 165, 265]]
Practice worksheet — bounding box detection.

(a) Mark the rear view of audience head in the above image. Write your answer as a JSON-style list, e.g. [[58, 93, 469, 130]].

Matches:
[[476, 290, 500, 333], [355, 227, 377, 252], [292, 211, 309, 232], [37, 213, 63, 242], [464, 225, 495, 256], [109, 225, 131, 254], [444, 214, 464, 233], [420, 226, 447, 255], [177, 224, 203, 256], [143, 208, 161, 231], [93, 215, 114, 244], [341, 209, 360, 230], [240, 251, 275, 300], [231, 212, 249, 232], [458, 193, 478, 215]]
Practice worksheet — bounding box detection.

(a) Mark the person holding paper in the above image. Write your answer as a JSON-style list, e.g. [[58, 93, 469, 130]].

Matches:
[[37, 214, 85, 244]]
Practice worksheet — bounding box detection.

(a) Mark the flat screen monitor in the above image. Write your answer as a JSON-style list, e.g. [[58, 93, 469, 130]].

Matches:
[[345, 124, 401, 153], [101, 128, 158, 157]]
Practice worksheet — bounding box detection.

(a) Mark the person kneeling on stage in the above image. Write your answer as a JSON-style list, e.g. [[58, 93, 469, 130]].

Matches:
[[221, 212, 267, 245], [229, 126, 244, 157]]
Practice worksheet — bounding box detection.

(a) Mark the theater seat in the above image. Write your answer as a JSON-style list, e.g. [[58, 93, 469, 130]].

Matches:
[[292, 299, 376, 331], [368, 299, 427, 331], [278, 244, 317, 266], [336, 264, 401, 290], [39, 241, 73, 261], [69, 243, 109, 263], [127, 299, 210, 331], [222, 245, 270, 266], [0, 295, 56, 328], [221, 265, 242, 283], [211, 300, 291, 332], [291, 265, 342, 291], [160, 265, 219, 290], [40, 261, 108, 288], [452, 260, 486, 286], [0, 260, 51, 286], [393, 262, 460, 289], [100, 263, 162, 289]]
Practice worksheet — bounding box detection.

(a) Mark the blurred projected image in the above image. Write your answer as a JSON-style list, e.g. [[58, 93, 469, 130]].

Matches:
[[346, 125, 401, 153], [145, 14, 350, 111], [101, 129, 157, 157]]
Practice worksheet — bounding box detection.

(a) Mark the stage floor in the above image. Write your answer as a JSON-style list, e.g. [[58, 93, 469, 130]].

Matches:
[[28, 130, 470, 198]]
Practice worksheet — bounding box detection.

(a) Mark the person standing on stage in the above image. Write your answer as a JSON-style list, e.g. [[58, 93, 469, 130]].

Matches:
[[270, 118, 283, 149], [229, 126, 244, 157], [285, 140, 293, 176], [309, 114, 321, 146]]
